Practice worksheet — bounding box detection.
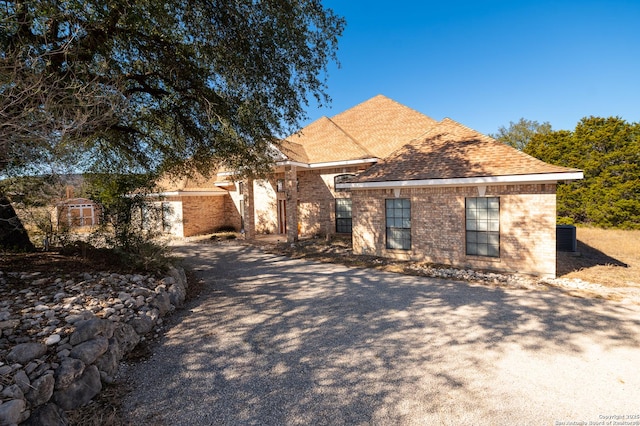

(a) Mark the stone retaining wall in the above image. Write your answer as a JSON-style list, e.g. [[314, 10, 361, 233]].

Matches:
[[0, 267, 188, 425]]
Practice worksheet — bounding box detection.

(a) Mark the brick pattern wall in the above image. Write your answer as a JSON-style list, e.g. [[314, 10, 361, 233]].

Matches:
[[295, 166, 364, 237], [223, 194, 242, 231], [253, 178, 278, 234], [180, 195, 227, 237], [352, 184, 558, 277]]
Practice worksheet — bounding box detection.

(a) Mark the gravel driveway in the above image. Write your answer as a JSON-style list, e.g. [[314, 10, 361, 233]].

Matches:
[[122, 241, 640, 425]]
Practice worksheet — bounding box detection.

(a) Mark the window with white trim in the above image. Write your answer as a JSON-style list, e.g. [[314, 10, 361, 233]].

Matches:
[[466, 197, 500, 257], [335, 198, 352, 233], [386, 198, 411, 250]]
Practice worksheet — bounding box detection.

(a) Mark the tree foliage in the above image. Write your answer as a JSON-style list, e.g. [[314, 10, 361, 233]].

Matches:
[[525, 116, 640, 229], [490, 118, 552, 151], [84, 172, 172, 271], [1, 0, 345, 176]]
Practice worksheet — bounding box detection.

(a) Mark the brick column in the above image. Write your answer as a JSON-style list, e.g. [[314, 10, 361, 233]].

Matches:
[[285, 166, 298, 243], [244, 178, 256, 239]]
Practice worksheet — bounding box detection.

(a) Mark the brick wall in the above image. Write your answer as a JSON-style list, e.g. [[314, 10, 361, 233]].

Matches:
[[296, 166, 365, 237], [351, 184, 558, 277], [180, 195, 227, 237], [253, 179, 278, 234]]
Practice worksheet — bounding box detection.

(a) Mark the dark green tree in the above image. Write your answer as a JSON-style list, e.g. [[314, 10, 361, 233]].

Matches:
[[525, 117, 640, 228], [490, 118, 552, 151], [1, 0, 344, 175]]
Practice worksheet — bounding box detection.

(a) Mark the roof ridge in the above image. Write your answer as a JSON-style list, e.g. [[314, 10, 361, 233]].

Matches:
[[332, 94, 438, 123], [330, 94, 386, 121], [325, 117, 377, 158]]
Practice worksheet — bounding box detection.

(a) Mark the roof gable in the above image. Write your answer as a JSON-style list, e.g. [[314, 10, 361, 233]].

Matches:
[[351, 118, 582, 184], [331, 95, 438, 159], [282, 95, 437, 164], [282, 116, 369, 163]]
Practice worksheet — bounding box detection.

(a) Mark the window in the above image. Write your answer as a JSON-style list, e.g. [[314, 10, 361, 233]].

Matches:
[[386, 199, 411, 250], [334, 174, 356, 192], [276, 179, 285, 192], [67, 203, 95, 226], [466, 197, 500, 257], [335, 198, 352, 233]]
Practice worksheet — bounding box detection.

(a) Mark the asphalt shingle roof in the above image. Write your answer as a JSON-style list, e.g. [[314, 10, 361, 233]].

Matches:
[[281, 95, 437, 163], [351, 118, 581, 183]]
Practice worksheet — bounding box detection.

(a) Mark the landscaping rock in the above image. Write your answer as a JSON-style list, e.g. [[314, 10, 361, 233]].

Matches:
[[54, 358, 85, 390], [151, 291, 172, 316], [26, 373, 55, 406], [68, 337, 109, 365], [113, 322, 140, 354], [23, 403, 68, 426], [53, 365, 102, 410], [7, 342, 47, 365], [69, 318, 115, 346], [128, 315, 154, 335], [13, 369, 30, 393], [0, 399, 26, 426], [0, 266, 188, 424]]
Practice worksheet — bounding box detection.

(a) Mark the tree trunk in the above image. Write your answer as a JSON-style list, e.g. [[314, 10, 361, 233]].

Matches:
[[0, 195, 36, 252]]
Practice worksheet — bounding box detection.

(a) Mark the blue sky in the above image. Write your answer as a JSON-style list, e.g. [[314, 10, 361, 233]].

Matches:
[[302, 0, 640, 135]]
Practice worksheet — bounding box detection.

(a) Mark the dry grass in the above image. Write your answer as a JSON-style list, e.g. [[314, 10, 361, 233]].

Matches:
[[557, 227, 640, 288]]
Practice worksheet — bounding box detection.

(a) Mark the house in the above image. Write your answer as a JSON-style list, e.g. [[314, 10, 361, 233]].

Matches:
[[54, 186, 102, 230], [338, 117, 583, 278], [151, 173, 243, 237], [162, 95, 583, 277]]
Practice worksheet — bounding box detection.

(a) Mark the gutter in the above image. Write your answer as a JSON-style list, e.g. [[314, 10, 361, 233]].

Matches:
[[336, 171, 585, 190]]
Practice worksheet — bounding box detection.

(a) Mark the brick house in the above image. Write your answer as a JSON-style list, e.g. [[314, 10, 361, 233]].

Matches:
[[152, 173, 243, 237], [339, 117, 582, 277], [164, 95, 582, 277]]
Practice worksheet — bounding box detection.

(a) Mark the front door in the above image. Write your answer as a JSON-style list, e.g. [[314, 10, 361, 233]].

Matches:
[[278, 199, 287, 234]]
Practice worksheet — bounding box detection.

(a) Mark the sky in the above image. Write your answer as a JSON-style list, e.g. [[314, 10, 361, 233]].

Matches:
[[301, 0, 640, 136]]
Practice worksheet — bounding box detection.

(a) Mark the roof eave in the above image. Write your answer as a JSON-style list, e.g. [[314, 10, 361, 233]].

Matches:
[[146, 190, 228, 197], [275, 158, 379, 170], [337, 171, 584, 190]]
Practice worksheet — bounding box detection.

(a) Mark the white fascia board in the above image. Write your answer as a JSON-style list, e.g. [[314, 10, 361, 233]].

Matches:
[[217, 170, 240, 177], [275, 158, 379, 170], [274, 160, 310, 168], [337, 171, 584, 190], [149, 191, 228, 197], [308, 158, 379, 169]]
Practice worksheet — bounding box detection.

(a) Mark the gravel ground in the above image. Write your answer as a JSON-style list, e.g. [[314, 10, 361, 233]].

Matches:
[[121, 241, 640, 425]]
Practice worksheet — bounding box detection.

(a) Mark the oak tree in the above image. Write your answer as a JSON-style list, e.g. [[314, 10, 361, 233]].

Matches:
[[1, 0, 345, 249], [491, 118, 552, 151]]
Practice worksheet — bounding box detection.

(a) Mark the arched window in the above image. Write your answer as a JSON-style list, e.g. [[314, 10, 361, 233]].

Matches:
[[334, 174, 355, 192]]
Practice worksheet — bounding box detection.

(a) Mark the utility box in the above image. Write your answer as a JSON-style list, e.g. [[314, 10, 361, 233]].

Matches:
[[556, 225, 577, 252]]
